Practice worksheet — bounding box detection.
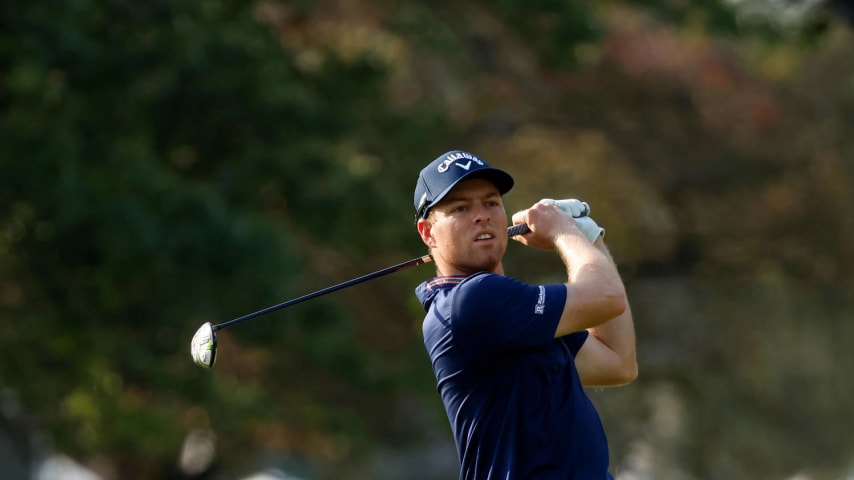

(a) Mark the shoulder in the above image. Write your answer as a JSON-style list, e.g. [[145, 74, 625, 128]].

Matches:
[[451, 273, 568, 352], [453, 273, 521, 305], [440, 273, 566, 321], [451, 273, 540, 321], [456, 272, 521, 293]]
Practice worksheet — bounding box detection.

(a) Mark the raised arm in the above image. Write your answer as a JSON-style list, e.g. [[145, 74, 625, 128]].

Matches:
[[511, 203, 637, 386], [573, 236, 637, 387], [512, 202, 626, 333]]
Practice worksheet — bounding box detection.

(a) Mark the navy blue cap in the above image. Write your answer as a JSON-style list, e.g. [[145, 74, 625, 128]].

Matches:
[[414, 150, 514, 219]]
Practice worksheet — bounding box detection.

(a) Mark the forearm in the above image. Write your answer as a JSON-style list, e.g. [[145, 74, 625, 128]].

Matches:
[[554, 232, 627, 332], [587, 239, 637, 376], [555, 232, 621, 283]]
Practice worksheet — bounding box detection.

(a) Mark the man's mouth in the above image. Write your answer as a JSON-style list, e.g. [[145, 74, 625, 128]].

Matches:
[[475, 233, 494, 241]]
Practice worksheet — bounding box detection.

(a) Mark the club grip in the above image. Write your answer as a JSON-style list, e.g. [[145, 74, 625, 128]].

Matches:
[[507, 223, 530, 237]]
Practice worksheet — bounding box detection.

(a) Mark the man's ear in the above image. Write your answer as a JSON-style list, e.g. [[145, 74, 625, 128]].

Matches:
[[417, 217, 437, 248]]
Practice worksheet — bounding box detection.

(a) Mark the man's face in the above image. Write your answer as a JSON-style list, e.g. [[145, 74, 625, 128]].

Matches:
[[417, 178, 508, 276]]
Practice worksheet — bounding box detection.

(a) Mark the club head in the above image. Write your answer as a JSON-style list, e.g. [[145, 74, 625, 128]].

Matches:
[[190, 322, 217, 368]]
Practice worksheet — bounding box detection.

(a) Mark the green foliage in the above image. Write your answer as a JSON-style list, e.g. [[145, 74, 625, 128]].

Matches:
[[1, 0, 442, 475], [486, 0, 603, 68], [2, 0, 854, 478], [633, 0, 741, 33]]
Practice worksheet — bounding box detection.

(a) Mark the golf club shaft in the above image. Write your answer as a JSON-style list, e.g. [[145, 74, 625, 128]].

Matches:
[[214, 254, 432, 331], [213, 223, 531, 331]]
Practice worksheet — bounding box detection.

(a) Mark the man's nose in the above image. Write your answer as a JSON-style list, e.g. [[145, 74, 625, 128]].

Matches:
[[474, 204, 491, 223]]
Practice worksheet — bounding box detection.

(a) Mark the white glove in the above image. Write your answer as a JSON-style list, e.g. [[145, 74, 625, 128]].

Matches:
[[575, 216, 605, 243], [538, 198, 604, 243], [538, 198, 589, 218]]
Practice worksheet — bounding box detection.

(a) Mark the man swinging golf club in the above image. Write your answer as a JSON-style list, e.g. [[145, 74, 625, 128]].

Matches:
[[414, 150, 637, 479]]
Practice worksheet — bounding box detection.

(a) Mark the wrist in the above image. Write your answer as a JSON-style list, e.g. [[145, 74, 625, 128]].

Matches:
[[553, 228, 592, 251]]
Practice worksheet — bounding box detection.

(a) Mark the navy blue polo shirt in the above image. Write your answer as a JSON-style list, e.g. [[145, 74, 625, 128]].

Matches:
[[416, 272, 613, 480]]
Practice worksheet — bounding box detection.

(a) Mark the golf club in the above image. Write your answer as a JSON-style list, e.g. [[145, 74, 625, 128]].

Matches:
[[190, 205, 587, 368]]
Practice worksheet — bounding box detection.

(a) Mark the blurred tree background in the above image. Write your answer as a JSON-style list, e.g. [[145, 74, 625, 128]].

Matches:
[[2, 0, 853, 479]]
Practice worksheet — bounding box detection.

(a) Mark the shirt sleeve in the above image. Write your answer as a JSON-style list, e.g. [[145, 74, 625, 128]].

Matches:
[[561, 330, 590, 357], [450, 273, 567, 353]]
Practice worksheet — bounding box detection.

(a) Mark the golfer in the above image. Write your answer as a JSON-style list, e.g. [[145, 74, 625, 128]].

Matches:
[[414, 150, 637, 479]]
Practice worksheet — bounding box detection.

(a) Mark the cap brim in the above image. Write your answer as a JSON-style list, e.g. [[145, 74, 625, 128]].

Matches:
[[422, 167, 514, 218]]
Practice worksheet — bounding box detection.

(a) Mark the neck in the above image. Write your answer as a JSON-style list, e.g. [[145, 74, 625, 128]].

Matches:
[[435, 263, 504, 277]]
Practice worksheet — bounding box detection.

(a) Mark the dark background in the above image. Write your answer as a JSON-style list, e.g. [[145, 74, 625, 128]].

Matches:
[[2, 1, 854, 478]]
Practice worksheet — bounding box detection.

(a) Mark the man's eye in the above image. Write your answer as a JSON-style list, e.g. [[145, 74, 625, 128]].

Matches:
[[453, 205, 468, 212]]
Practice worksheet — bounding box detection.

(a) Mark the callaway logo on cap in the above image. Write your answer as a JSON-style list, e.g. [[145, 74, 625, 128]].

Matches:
[[413, 150, 514, 220]]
